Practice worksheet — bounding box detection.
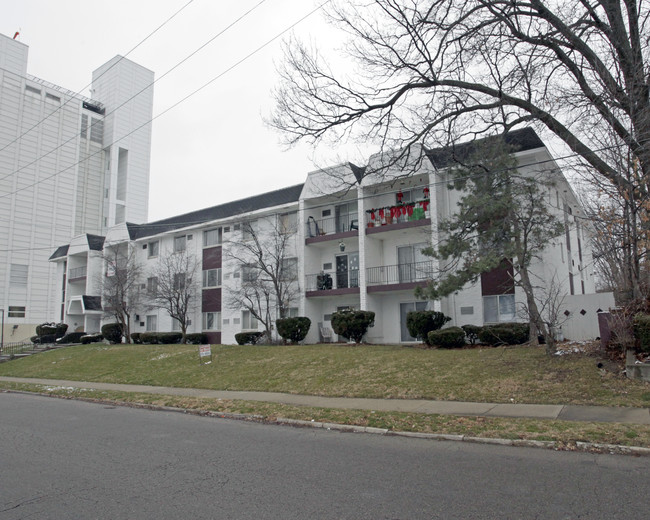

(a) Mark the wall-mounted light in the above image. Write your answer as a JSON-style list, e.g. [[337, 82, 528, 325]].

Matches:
[[339, 242, 346, 252]]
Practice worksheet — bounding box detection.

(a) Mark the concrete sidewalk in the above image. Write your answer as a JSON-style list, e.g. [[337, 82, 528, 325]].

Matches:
[[1, 376, 649, 425]]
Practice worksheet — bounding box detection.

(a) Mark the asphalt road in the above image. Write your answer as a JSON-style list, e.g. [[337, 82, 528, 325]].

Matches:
[[1, 392, 647, 520]]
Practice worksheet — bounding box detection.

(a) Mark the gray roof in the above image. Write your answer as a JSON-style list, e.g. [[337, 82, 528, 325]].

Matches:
[[49, 244, 69, 260], [82, 295, 102, 311], [49, 234, 104, 260], [127, 183, 304, 240], [426, 127, 546, 169]]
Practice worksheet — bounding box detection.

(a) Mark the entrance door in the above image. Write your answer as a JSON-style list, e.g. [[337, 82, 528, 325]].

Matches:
[[400, 301, 428, 341], [336, 253, 359, 288]]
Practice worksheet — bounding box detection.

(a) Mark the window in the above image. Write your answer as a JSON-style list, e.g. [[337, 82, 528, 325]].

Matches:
[[242, 310, 258, 330], [10, 264, 28, 287], [203, 228, 222, 247], [483, 294, 516, 323], [203, 268, 222, 288], [173, 273, 186, 291], [278, 212, 297, 234], [280, 257, 298, 281], [146, 315, 157, 332], [90, 117, 104, 143], [174, 235, 186, 253], [203, 312, 222, 331], [242, 264, 258, 282], [8, 306, 26, 318], [335, 202, 358, 233], [81, 114, 88, 139], [284, 307, 299, 318], [172, 319, 181, 332], [242, 220, 258, 241], [147, 277, 158, 295], [147, 241, 159, 258]]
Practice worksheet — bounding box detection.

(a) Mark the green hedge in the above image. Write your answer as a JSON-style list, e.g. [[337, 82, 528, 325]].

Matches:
[[235, 332, 264, 345], [461, 324, 482, 345], [56, 332, 86, 344], [427, 327, 466, 348], [138, 332, 184, 344], [406, 311, 451, 343], [331, 310, 375, 343], [276, 317, 311, 343], [101, 323, 124, 344], [185, 333, 209, 345], [633, 313, 650, 353], [130, 332, 142, 344], [36, 322, 68, 338], [81, 334, 104, 345], [478, 322, 529, 345]]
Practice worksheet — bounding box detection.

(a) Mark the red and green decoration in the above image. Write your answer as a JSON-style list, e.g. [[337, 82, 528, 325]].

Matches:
[[367, 199, 430, 221]]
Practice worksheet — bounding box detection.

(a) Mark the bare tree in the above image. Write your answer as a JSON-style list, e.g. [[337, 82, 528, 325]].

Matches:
[[272, 0, 650, 291], [148, 249, 200, 343], [225, 216, 300, 341], [101, 244, 144, 343]]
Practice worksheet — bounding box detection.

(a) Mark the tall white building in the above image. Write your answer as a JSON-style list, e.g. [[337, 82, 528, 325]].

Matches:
[[0, 33, 154, 340]]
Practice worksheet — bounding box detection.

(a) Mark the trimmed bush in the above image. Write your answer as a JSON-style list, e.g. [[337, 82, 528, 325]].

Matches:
[[406, 311, 451, 343], [159, 332, 183, 344], [478, 322, 529, 346], [331, 310, 375, 343], [140, 332, 158, 344], [30, 335, 40, 344], [633, 313, 650, 353], [427, 327, 466, 348], [130, 333, 142, 344], [81, 334, 104, 345], [101, 323, 124, 344], [37, 334, 57, 344], [276, 317, 311, 343], [235, 332, 264, 345], [56, 332, 86, 344], [461, 324, 482, 345], [35, 322, 68, 338], [185, 333, 209, 345]]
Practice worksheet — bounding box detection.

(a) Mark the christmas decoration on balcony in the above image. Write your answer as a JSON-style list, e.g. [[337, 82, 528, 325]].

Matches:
[[423, 186, 430, 199], [396, 190, 404, 203], [366, 199, 430, 225]]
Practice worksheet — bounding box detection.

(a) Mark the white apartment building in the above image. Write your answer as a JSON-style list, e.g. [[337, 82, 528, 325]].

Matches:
[[0, 33, 154, 340], [50, 128, 613, 344]]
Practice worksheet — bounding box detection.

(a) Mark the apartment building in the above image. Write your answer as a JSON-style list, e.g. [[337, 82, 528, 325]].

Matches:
[[49, 128, 612, 344], [0, 33, 154, 340]]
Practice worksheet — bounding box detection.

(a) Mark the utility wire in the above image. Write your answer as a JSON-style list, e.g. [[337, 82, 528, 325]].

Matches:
[[0, 0, 273, 185], [0, 0, 196, 156]]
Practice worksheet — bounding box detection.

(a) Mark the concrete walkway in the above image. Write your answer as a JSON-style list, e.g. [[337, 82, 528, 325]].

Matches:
[[1, 376, 649, 425]]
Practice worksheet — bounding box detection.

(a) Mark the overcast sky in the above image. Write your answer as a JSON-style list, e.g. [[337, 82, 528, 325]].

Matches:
[[2, 0, 345, 222]]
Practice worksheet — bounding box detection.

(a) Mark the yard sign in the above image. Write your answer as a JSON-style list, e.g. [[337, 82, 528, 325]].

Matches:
[[198, 344, 212, 365]]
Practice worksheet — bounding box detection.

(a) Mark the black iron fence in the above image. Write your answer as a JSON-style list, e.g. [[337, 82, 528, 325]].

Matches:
[[306, 270, 360, 291], [305, 214, 359, 237]]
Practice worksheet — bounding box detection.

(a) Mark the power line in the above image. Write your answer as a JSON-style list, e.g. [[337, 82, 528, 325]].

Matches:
[[0, 0, 273, 186], [0, 0, 196, 157]]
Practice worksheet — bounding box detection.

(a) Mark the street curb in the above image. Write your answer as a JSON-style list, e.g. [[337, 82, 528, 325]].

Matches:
[[4, 388, 650, 457]]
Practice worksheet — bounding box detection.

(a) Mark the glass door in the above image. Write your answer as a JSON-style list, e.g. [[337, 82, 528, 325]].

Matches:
[[400, 301, 428, 341]]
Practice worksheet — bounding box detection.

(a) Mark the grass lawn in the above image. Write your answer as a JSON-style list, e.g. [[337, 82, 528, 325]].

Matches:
[[1, 342, 649, 407]]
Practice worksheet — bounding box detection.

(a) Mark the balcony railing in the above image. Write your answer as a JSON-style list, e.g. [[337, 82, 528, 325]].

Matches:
[[366, 261, 434, 286], [365, 200, 430, 228], [68, 266, 87, 279], [306, 214, 359, 238], [306, 270, 360, 291]]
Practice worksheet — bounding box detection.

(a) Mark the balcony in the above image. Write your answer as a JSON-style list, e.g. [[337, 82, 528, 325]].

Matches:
[[305, 214, 359, 244], [365, 200, 431, 233], [366, 261, 433, 292], [305, 269, 360, 296], [68, 266, 87, 281]]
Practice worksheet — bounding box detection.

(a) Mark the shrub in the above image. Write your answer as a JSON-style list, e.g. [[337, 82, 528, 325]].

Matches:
[[235, 332, 264, 345], [478, 322, 529, 346], [36, 322, 68, 338], [461, 324, 482, 345], [38, 334, 57, 344], [140, 332, 158, 344], [633, 313, 650, 353], [427, 327, 466, 348], [276, 317, 311, 343], [81, 334, 104, 345], [158, 332, 183, 344], [30, 335, 40, 344], [56, 332, 86, 344], [101, 323, 124, 344], [185, 333, 209, 345], [130, 333, 141, 344], [331, 310, 375, 343], [406, 311, 451, 343]]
